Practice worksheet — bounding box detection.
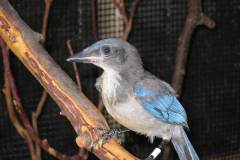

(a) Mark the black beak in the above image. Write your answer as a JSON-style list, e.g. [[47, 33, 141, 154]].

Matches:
[[66, 51, 95, 63]]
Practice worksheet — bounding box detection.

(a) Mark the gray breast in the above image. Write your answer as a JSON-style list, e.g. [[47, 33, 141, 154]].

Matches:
[[104, 95, 173, 140]]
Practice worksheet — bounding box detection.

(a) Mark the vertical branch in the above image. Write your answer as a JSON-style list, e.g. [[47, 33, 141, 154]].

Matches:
[[112, 0, 140, 40], [32, 90, 48, 160], [40, 0, 53, 44], [112, 0, 129, 26], [122, 0, 140, 40], [66, 40, 82, 90], [160, 0, 215, 160], [171, 0, 215, 97], [148, 0, 215, 159]]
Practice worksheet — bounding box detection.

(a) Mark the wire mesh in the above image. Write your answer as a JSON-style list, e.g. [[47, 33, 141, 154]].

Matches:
[[97, 0, 124, 38]]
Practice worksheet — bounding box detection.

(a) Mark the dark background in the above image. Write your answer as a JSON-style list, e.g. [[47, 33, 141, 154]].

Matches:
[[1, 0, 240, 159]]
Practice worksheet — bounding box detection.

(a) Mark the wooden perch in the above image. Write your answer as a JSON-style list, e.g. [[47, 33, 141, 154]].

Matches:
[[0, 1, 137, 159]]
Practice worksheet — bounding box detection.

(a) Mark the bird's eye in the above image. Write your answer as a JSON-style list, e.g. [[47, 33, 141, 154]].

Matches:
[[102, 46, 111, 55]]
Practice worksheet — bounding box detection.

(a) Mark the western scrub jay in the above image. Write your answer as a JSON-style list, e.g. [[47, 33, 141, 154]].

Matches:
[[67, 38, 199, 160]]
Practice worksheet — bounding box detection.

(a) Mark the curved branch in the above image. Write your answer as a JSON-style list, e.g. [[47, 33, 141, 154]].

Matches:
[[1, 40, 78, 160], [171, 0, 216, 96], [0, 1, 137, 160], [2, 49, 37, 160], [163, 0, 216, 159]]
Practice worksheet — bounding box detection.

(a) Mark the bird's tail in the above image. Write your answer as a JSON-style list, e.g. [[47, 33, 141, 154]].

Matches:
[[171, 127, 199, 160]]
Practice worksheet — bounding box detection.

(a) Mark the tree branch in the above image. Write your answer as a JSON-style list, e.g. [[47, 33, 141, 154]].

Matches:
[[163, 0, 216, 160], [31, 90, 48, 160], [2, 43, 37, 160], [112, 0, 140, 40], [40, 0, 53, 44], [1, 39, 81, 160], [0, 0, 138, 159], [171, 0, 215, 97]]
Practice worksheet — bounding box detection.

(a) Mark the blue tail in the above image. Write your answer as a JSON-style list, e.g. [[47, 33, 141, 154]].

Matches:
[[171, 127, 199, 160]]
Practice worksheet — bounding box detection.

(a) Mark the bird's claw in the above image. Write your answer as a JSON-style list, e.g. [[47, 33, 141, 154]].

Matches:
[[92, 128, 129, 148]]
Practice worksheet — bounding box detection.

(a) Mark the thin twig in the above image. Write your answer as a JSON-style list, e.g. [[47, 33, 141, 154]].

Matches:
[[123, 0, 140, 40], [40, 0, 53, 44], [2, 45, 37, 160], [112, 0, 129, 25], [35, 91, 48, 119], [31, 90, 47, 160], [66, 40, 82, 90], [112, 0, 140, 40], [1, 39, 82, 160], [122, 19, 133, 40], [4, 81, 37, 160]]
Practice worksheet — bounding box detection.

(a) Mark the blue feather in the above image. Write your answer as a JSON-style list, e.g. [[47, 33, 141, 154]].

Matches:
[[134, 81, 188, 128]]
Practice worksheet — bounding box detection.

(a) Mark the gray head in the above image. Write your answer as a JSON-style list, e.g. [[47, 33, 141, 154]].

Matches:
[[67, 38, 143, 73]]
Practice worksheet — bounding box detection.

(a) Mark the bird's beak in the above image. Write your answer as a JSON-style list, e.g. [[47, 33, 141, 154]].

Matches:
[[66, 50, 100, 63], [66, 52, 86, 62]]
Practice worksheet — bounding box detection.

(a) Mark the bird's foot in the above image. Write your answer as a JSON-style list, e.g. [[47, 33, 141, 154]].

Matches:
[[92, 128, 129, 148], [144, 139, 169, 160]]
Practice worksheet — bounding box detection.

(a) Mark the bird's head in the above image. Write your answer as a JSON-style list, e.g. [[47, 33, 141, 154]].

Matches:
[[66, 38, 143, 73]]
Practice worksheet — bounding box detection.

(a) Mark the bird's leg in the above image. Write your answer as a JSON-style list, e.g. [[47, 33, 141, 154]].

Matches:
[[92, 128, 130, 147], [145, 139, 169, 160]]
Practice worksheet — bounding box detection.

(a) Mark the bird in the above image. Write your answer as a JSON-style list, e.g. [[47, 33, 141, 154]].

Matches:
[[67, 38, 199, 160]]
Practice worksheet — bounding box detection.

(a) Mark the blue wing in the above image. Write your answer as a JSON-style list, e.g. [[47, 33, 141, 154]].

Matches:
[[134, 79, 188, 128]]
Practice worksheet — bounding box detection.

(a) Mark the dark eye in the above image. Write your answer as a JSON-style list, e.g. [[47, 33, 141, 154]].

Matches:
[[102, 46, 111, 55]]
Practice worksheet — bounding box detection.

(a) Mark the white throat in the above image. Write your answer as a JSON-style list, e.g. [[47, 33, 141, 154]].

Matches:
[[102, 68, 121, 99]]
